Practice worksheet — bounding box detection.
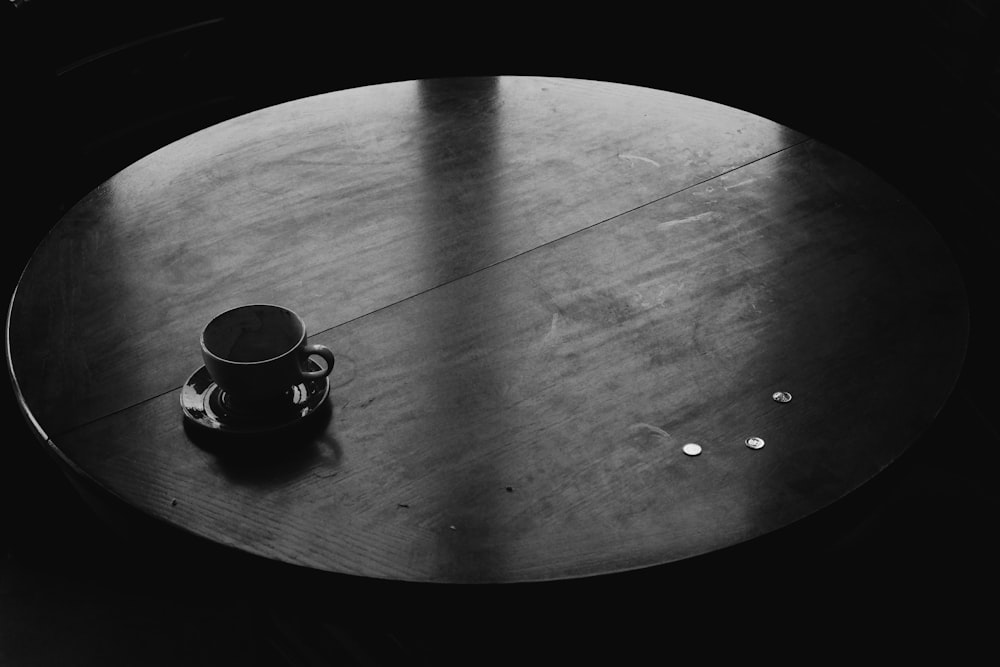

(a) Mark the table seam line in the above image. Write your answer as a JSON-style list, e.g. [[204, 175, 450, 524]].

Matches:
[[49, 136, 813, 439], [310, 136, 814, 337]]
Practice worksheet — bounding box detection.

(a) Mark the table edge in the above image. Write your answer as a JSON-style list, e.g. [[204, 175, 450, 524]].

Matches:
[[4, 79, 974, 583]]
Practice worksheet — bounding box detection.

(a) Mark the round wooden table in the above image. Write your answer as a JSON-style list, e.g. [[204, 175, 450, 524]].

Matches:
[[6, 76, 967, 585]]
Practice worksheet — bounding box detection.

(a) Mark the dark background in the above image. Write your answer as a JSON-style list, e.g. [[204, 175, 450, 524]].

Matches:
[[3, 0, 998, 664]]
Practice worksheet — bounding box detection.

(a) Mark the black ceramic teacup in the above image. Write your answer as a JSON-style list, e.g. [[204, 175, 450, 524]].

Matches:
[[201, 304, 334, 407]]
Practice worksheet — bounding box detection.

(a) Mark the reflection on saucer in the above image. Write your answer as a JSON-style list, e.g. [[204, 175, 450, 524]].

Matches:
[[180, 361, 330, 435]]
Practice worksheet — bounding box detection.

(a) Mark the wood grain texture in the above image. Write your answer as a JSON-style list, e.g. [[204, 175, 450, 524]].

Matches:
[[8, 77, 803, 436], [41, 135, 966, 582]]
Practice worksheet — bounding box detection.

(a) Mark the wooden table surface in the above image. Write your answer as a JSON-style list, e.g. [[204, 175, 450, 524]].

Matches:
[[6, 76, 968, 584]]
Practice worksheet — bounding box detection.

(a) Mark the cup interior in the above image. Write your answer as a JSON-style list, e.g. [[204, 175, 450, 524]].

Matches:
[[202, 305, 304, 363]]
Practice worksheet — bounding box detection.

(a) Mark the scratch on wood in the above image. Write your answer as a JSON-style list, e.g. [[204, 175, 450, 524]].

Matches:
[[658, 212, 714, 229], [628, 423, 672, 440], [618, 153, 662, 168], [542, 312, 560, 343]]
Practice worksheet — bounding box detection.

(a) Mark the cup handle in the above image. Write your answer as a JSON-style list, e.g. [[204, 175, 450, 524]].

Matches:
[[300, 344, 335, 380]]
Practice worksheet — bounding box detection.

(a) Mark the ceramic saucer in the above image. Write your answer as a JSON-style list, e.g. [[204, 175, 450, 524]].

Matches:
[[180, 360, 330, 434]]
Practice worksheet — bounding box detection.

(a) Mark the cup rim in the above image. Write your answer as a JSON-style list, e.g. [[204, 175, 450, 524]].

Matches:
[[200, 303, 307, 366]]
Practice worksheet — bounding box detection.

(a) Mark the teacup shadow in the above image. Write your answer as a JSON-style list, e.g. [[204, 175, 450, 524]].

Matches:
[[184, 398, 338, 487]]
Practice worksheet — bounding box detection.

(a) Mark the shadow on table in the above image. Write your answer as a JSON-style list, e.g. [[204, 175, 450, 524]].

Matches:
[[182, 398, 340, 487]]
